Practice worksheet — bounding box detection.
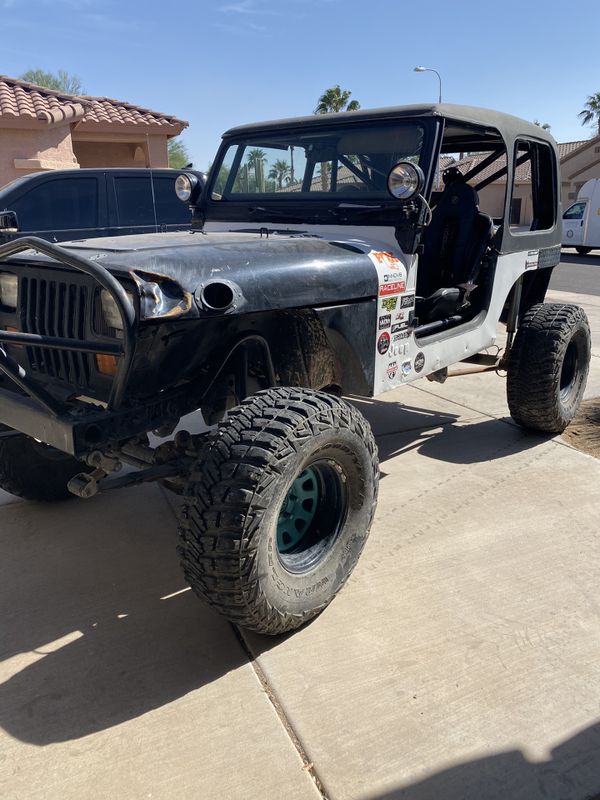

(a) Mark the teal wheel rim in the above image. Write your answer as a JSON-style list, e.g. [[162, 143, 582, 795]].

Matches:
[[276, 467, 320, 553]]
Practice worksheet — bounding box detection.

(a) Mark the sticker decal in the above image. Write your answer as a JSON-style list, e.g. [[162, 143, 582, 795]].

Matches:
[[370, 248, 408, 392], [402, 360, 412, 376], [414, 352, 425, 373], [379, 281, 406, 296], [525, 250, 539, 270], [400, 294, 415, 309], [377, 331, 391, 355], [369, 250, 404, 269], [391, 321, 409, 334]]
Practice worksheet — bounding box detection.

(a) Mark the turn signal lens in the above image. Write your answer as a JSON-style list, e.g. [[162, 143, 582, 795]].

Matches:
[[95, 354, 118, 375]]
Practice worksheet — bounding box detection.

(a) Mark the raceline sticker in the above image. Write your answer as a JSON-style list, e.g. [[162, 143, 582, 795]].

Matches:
[[525, 249, 539, 270], [378, 314, 391, 330], [379, 281, 406, 296], [381, 296, 398, 312], [377, 331, 391, 355], [400, 294, 415, 309]]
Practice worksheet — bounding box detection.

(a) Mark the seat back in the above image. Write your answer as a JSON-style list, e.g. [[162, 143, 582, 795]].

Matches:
[[417, 180, 492, 297]]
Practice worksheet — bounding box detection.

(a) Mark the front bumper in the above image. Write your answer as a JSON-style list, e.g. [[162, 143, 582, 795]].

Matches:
[[0, 237, 137, 454]]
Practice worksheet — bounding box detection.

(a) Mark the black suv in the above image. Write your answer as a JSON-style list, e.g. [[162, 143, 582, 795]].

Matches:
[[0, 168, 203, 244]]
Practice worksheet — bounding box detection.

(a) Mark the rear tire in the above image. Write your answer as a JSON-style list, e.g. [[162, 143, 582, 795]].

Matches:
[[575, 246, 592, 256], [177, 387, 379, 635], [507, 303, 591, 433], [0, 434, 90, 501]]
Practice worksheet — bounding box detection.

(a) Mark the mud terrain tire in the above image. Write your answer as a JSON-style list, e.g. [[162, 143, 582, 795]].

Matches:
[[177, 387, 379, 635], [507, 303, 591, 433]]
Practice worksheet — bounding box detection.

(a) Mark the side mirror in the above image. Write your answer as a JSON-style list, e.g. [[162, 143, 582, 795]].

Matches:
[[175, 173, 205, 205], [387, 162, 425, 201], [0, 210, 19, 232]]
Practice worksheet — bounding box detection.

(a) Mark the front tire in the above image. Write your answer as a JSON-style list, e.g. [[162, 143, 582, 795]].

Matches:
[[576, 246, 592, 256], [507, 303, 591, 433], [177, 387, 379, 635], [0, 434, 90, 501]]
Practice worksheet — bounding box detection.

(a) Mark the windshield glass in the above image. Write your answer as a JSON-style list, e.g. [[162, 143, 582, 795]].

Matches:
[[210, 122, 426, 202]]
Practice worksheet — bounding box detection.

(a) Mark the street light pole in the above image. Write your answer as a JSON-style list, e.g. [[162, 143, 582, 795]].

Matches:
[[414, 66, 443, 188], [413, 66, 442, 104]]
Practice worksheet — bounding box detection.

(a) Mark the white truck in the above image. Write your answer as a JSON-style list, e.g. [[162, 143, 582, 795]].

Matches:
[[562, 178, 600, 255]]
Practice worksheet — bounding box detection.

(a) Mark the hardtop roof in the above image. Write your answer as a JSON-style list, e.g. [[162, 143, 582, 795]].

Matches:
[[223, 103, 556, 145]]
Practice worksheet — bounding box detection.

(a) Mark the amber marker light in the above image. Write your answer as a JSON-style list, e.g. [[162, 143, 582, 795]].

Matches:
[[95, 354, 118, 375]]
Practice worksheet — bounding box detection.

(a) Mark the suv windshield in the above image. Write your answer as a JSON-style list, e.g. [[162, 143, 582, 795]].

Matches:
[[211, 122, 426, 202]]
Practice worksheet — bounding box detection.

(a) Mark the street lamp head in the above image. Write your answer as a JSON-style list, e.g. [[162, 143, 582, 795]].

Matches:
[[414, 66, 427, 72]]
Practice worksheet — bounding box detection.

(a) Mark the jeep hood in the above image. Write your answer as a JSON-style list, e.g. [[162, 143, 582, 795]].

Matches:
[[60, 230, 387, 317]]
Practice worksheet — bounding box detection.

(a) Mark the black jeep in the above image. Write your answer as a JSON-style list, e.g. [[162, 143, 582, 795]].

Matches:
[[0, 104, 590, 634]]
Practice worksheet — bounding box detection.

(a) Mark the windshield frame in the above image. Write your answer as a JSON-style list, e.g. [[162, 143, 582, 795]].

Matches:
[[203, 117, 439, 225]]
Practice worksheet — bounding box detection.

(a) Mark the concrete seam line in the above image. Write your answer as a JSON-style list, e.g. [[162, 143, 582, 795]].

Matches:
[[230, 623, 330, 800], [412, 382, 501, 420]]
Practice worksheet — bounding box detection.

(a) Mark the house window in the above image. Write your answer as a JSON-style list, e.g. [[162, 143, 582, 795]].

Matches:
[[509, 140, 556, 233]]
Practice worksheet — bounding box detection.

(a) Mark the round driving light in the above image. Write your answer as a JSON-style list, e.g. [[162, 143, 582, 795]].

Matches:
[[387, 162, 425, 201], [175, 173, 198, 203]]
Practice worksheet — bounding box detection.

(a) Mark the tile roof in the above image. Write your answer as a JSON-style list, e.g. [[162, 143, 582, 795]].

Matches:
[[0, 76, 187, 132]]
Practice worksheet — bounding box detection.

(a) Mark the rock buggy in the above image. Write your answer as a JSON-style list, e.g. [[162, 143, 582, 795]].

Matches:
[[0, 104, 591, 634]]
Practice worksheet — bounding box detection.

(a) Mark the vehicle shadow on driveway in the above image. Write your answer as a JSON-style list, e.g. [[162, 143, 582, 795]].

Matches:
[[352, 395, 546, 468], [0, 483, 248, 745], [362, 720, 600, 800]]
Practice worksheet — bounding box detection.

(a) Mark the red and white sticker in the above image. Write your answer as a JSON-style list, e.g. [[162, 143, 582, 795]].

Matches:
[[379, 281, 406, 296]]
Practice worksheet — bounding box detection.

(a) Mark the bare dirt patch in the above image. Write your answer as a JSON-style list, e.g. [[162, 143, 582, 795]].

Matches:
[[561, 398, 600, 458]]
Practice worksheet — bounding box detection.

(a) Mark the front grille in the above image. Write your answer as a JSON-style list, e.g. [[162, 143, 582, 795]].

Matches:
[[20, 277, 91, 387]]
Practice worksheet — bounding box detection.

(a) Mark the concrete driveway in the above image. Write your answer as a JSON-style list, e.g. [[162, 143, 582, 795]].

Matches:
[[1, 290, 599, 800]]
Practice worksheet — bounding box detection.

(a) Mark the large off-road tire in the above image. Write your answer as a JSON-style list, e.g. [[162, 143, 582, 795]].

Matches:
[[507, 303, 591, 433], [177, 387, 379, 635], [0, 434, 89, 501], [576, 246, 592, 256]]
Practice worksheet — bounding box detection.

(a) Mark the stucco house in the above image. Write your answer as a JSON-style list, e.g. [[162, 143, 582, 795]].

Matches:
[[0, 75, 188, 188]]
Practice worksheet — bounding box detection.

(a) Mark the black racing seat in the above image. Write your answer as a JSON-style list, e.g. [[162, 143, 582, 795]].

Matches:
[[416, 171, 493, 323]]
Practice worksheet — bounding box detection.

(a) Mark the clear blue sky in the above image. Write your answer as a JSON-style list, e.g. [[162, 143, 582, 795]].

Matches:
[[2, 0, 599, 168]]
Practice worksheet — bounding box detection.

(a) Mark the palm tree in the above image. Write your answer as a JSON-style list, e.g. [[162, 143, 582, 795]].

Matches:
[[268, 159, 291, 189], [314, 85, 361, 191], [578, 92, 600, 136], [247, 148, 266, 192], [314, 85, 361, 114]]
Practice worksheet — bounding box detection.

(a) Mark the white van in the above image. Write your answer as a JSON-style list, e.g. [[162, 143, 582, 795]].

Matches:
[[562, 178, 600, 254]]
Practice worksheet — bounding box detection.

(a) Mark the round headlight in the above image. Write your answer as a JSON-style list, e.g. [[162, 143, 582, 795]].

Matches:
[[175, 173, 198, 203], [387, 162, 425, 201]]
